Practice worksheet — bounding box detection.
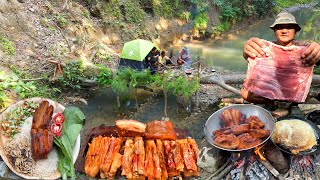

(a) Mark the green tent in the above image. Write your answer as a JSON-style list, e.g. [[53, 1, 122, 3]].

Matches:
[[120, 39, 155, 61]]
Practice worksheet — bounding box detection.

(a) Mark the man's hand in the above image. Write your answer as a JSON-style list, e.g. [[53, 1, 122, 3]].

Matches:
[[243, 37, 266, 60], [301, 42, 320, 66]]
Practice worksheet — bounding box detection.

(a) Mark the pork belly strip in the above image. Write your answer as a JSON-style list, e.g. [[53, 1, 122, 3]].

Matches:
[[144, 140, 155, 179], [156, 139, 168, 180], [145, 120, 177, 140], [32, 101, 49, 129], [108, 152, 122, 179], [121, 139, 135, 179], [243, 40, 312, 103], [31, 129, 40, 159], [75, 126, 119, 173], [100, 137, 122, 178], [85, 136, 103, 178], [163, 140, 175, 170], [115, 119, 146, 137], [134, 137, 145, 175], [187, 138, 199, 162], [179, 140, 197, 171], [149, 140, 162, 179], [42, 105, 53, 129], [171, 141, 184, 172]]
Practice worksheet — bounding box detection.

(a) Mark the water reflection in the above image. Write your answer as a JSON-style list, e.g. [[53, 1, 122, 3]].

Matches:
[[172, 9, 319, 72]]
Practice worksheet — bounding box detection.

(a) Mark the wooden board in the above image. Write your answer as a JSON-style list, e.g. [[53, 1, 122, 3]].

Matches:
[[0, 97, 80, 179]]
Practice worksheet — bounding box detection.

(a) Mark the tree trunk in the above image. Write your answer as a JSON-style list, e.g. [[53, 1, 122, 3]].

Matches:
[[135, 88, 139, 111], [163, 88, 168, 118], [201, 75, 241, 95], [200, 74, 320, 85], [117, 95, 120, 108]]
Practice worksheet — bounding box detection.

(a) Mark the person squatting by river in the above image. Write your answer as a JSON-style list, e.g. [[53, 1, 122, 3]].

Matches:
[[158, 50, 174, 66], [241, 11, 320, 104], [177, 46, 192, 69]]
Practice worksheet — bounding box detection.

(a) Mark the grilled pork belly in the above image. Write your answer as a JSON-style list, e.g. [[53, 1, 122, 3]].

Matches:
[[31, 129, 54, 160], [115, 120, 146, 137], [32, 101, 53, 129], [145, 120, 177, 140]]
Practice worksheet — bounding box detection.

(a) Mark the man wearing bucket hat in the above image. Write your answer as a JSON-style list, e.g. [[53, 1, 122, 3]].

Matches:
[[177, 46, 192, 69], [242, 12, 320, 104], [243, 12, 320, 65]]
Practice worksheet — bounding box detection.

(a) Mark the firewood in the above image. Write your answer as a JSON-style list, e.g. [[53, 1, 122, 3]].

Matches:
[[205, 158, 231, 180], [257, 158, 285, 180]]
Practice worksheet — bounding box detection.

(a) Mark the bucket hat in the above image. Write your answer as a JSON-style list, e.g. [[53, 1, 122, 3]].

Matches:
[[183, 46, 189, 51], [270, 12, 301, 31]]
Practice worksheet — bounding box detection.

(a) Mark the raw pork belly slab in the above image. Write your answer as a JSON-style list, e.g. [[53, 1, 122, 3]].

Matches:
[[243, 40, 313, 103]]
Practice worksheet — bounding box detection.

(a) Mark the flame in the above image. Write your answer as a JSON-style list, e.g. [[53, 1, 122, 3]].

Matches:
[[254, 144, 266, 161]]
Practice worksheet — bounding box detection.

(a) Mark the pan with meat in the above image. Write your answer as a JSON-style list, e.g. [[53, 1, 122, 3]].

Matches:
[[204, 104, 275, 152]]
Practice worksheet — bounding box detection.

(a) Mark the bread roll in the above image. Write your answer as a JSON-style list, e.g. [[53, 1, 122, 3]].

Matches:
[[271, 120, 317, 154]]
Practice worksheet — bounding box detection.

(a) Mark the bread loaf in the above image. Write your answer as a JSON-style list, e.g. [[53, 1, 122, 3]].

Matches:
[[271, 120, 317, 154]]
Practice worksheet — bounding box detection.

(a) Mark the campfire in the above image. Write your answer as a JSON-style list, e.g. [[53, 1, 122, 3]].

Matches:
[[205, 141, 320, 180]]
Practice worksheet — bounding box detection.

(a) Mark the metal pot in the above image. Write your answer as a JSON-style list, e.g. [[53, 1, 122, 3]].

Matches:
[[272, 116, 320, 156], [204, 104, 275, 152]]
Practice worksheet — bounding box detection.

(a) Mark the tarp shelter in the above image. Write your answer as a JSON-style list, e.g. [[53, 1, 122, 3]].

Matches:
[[119, 39, 155, 70]]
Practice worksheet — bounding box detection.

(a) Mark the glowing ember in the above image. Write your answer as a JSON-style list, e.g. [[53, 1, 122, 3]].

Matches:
[[254, 145, 266, 161]]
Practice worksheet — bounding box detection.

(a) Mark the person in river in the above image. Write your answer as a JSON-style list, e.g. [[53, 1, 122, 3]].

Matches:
[[241, 12, 320, 104], [177, 46, 192, 69]]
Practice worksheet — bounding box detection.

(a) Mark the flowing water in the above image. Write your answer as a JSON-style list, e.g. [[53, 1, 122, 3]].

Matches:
[[79, 8, 319, 141]]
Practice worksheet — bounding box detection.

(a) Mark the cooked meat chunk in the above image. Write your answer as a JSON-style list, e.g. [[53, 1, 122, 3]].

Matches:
[[213, 124, 250, 137], [145, 120, 177, 140], [31, 129, 54, 160], [115, 120, 146, 137], [214, 134, 240, 149], [237, 133, 262, 150], [219, 108, 246, 127], [246, 116, 265, 129], [249, 129, 270, 139]]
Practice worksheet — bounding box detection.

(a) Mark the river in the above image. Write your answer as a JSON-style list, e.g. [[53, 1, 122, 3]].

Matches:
[[173, 8, 320, 72]]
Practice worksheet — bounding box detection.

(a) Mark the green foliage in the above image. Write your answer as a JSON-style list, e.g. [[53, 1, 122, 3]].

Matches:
[[96, 65, 113, 87], [251, 0, 275, 18], [0, 71, 58, 110], [83, 9, 90, 18], [212, 22, 230, 36], [273, 0, 315, 8], [215, 0, 241, 23], [124, 1, 145, 23], [151, 0, 190, 19], [101, 0, 122, 22], [56, 60, 85, 90], [299, 11, 320, 42], [0, 35, 15, 56], [314, 67, 320, 75], [56, 14, 68, 28], [193, 12, 209, 31], [55, 106, 85, 179], [111, 68, 152, 95], [167, 76, 199, 100]]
